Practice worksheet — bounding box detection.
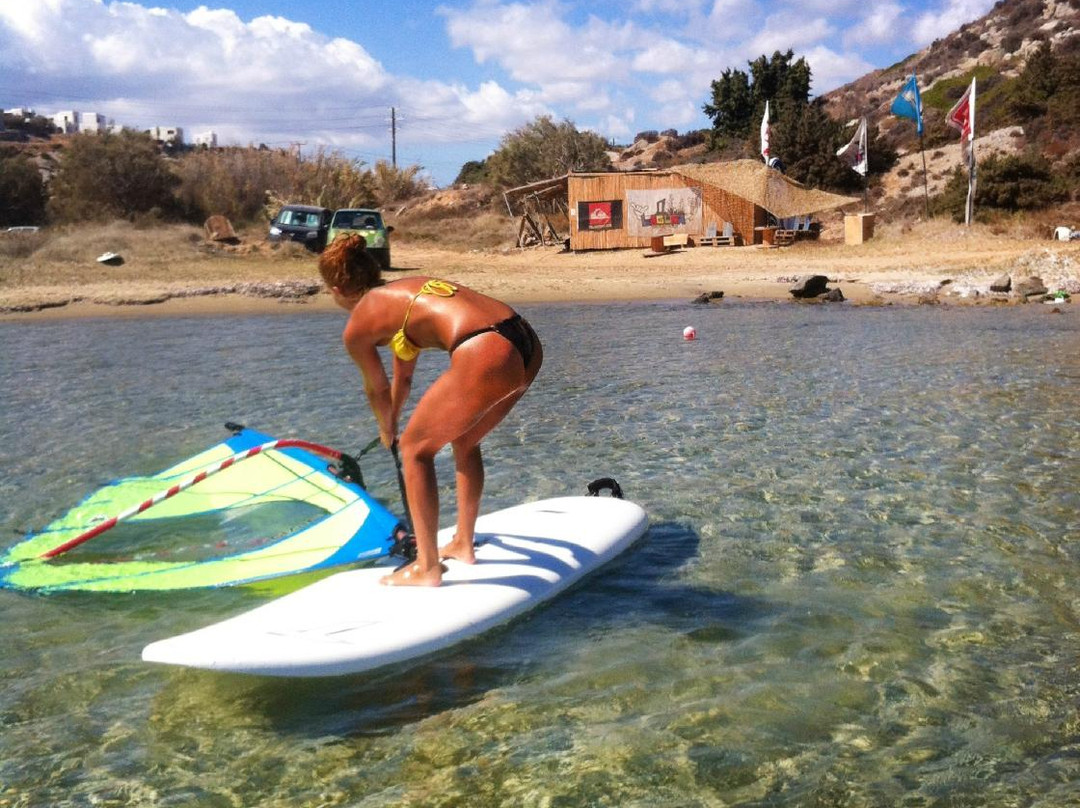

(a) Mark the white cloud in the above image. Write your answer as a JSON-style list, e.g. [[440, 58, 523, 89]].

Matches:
[[444, 2, 623, 85], [0, 0, 1003, 183], [801, 45, 876, 94], [844, 3, 906, 47], [0, 0, 522, 156], [596, 111, 635, 141], [632, 39, 711, 74], [912, 0, 996, 45], [632, 0, 705, 14], [696, 0, 759, 41], [749, 14, 834, 55]]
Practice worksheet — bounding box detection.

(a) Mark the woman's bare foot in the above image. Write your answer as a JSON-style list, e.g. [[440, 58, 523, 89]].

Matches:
[[380, 561, 443, 587], [439, 534, 476, 565]]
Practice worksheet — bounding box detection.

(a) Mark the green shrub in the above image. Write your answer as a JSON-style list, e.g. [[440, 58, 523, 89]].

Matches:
[[173, 146, 383, 225], [372, 160, 429, 204], [48, 131, 178, 223], [485, 116, 611, 188], [932, 152, 1069, 221]]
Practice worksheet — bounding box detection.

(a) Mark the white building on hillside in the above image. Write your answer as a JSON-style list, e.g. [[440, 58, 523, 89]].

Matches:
[[193, 130, 218, 147], [79, 112, 108, 134], [52, 110, 78, 133], [149, 125, 184, 145]]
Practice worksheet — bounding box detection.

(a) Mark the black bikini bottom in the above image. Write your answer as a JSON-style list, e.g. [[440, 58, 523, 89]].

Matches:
[[451, 313, 539, 368]]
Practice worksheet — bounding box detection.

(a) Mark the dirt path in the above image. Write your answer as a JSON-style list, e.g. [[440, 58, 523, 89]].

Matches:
[[3, 220, 1078, 319]]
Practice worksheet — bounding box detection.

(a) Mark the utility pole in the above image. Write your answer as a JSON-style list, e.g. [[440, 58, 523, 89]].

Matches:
[[390, 107, 397, 168]]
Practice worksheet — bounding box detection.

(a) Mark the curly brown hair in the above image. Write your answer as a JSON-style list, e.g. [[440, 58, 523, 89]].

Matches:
[[318, 234, 382, 295]]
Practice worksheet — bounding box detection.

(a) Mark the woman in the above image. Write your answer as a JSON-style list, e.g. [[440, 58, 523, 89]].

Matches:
[[318, 234, 542, 587]]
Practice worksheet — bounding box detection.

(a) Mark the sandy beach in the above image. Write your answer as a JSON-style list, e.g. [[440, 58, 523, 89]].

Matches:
[[2, 219, 1079, 320]]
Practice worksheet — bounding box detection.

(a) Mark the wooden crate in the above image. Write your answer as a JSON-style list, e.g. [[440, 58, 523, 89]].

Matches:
[[844, 213, 875, 245]]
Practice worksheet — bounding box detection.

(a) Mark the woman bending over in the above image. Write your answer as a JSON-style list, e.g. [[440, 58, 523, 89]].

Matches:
[[318, 234, 542, 587]]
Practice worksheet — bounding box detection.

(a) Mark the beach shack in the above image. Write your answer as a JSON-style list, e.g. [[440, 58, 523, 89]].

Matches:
[[566, 160, 858, 251]]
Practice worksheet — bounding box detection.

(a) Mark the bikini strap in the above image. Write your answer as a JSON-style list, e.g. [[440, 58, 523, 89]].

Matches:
[[419, 279, 457, 297], [400, 280, 458, 338]]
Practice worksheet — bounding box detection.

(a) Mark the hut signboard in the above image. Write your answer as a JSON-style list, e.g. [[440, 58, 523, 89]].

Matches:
[[577, 200, 623, 231], [626, 188, 702, 235]]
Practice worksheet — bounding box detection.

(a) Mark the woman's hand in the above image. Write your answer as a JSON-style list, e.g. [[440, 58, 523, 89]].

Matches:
[[379, 420, 396, 449]]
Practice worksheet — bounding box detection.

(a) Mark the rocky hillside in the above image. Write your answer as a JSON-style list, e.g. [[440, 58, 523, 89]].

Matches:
[[822, 0, 1078, 134], [594, 0, 1078, 212], [821, 0, 1079, 209]]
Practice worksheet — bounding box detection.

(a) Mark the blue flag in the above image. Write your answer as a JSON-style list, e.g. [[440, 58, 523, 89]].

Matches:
[[891, 73, 923, 136]]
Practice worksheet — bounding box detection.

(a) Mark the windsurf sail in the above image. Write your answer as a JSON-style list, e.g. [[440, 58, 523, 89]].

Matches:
[[0, 425, 403, 593]]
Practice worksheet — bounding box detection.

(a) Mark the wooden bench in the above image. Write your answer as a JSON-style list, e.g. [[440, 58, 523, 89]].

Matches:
[[698, 223, 737, 247], [647, 233, 689, 256], [699, 233, 737, 247], [773, 229, 796, 247]]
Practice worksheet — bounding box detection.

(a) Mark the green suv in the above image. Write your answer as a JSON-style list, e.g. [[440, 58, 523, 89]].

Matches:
[[326, 209, 393, 269]]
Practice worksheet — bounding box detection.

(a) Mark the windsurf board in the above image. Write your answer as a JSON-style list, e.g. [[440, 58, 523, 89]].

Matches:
[[142, 493, 648, 677]]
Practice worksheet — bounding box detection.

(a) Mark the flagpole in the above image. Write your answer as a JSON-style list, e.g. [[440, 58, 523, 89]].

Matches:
[[966, 137, 976, 226], [919, 132, 930, 219], [891, 73, 927, 218], [965, 78, 976, 227]]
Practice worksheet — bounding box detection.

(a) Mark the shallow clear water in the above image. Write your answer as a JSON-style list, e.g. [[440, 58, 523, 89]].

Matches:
[[1, 301, 1078, 806]]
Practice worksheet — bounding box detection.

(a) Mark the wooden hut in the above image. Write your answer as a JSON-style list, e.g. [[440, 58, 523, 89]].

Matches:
[[567, 161, 857, 251]]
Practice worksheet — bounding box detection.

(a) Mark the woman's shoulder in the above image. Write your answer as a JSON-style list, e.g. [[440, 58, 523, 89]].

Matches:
[[383, 275, 434, 292]]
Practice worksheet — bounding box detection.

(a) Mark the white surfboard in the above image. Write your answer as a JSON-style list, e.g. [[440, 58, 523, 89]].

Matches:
[[142, 494, 648, 677]]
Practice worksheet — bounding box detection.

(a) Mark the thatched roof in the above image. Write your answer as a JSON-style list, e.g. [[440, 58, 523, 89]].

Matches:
[[672, 160, 859, 218]]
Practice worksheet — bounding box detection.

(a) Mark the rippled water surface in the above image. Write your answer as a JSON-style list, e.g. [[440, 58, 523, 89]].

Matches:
[[1, 300, 1078, 806]]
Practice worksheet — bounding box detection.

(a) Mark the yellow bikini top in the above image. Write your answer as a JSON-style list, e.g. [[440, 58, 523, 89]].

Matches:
[[388, 280, 457, 361]]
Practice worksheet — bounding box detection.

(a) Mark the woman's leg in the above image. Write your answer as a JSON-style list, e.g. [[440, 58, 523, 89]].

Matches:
[[440, 389, 524, 562], [381, 336, 525, 586], [442, 442, 483, 563], [442, 332, 543, 562]]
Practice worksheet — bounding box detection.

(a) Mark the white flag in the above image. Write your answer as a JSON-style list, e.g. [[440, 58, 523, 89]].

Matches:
[[836, 117, 868, 176], [760, 100, 770, 161]]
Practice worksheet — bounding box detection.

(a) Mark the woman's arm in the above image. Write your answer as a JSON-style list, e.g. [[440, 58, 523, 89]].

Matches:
[[343, 324, 395, 447], [390, 354, 416, 438]]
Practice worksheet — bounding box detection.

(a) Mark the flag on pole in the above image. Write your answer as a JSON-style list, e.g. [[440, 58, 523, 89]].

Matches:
[[760, 100, 770, 161], [947, 77, 976, 159], [947, 78, 977, 224], [836, 117, 868, 176], [890, 73, 923, 136]]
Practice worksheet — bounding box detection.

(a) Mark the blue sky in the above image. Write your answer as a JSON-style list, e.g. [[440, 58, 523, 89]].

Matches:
[[0, 0, 995, 185]]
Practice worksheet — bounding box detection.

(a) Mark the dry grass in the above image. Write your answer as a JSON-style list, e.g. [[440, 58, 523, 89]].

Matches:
[[0, 214, 519, 311], [3, 207, 1079, 316], [0, 221, 318, 289], [388, 210, 517, 251]]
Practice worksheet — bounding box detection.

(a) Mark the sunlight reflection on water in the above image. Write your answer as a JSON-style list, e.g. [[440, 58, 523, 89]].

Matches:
[[1, 301, 1078, 806]]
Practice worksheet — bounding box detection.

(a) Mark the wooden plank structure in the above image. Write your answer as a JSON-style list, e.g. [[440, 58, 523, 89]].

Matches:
[[502, 161, 857, 253], [567, 170, 761, 252], [503, 175, 569, 248], [699, 221, 738, 247], [773, 228, 796, 247]]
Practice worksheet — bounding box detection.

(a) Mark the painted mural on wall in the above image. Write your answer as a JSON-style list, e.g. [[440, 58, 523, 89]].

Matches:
[[627, 188, 702, 235], [577, 200, 623, 231]]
